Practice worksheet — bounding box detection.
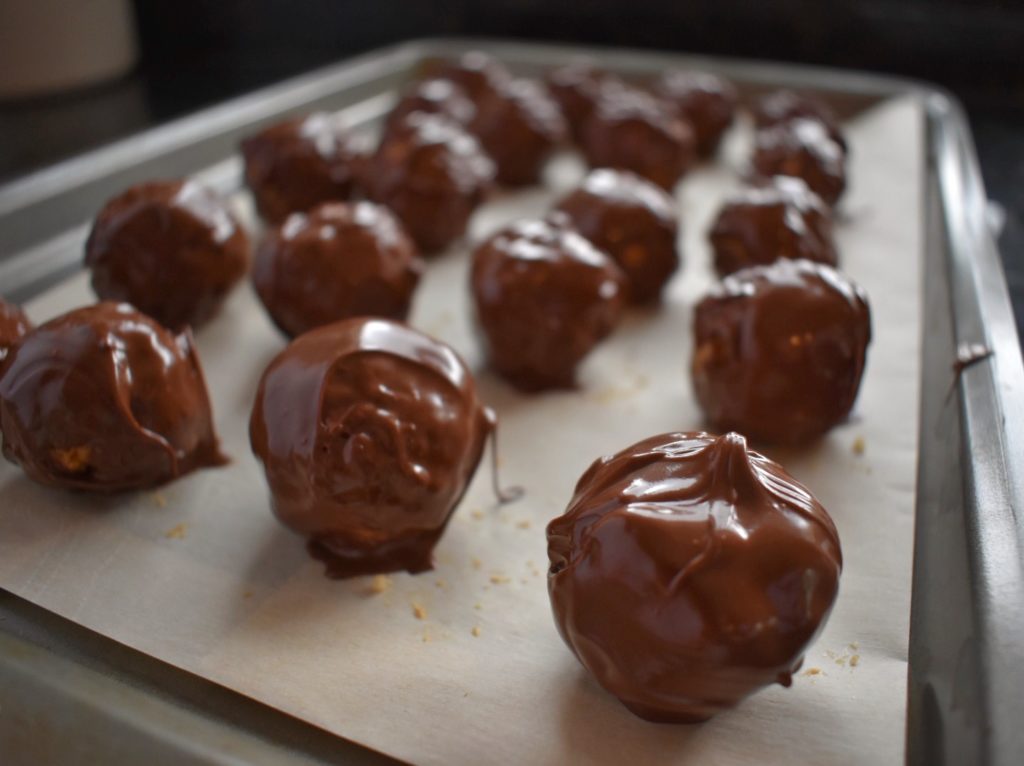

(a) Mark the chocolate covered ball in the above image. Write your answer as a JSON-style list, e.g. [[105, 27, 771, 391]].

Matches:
[[469, 78, 567, 186], [253, 201, 423, 338], [471, 217, 626, 391], [547, 430, 842, 722], [554, 169, 680, 304], [709, 176, 837, 276], [434, 51, 511, 105], [753, 89, 848, 154], [362, 113, 495, 253], [655, 70, 737, 157], [752, 118, 847, 206], [0, 303, 225, 491], [545, 61, 611, 143], [384, 78, 476, 138], [581, 85, 696, 190], [249, 317, 494, 577], [85, 180, 249, 331], [0, 298, 31, 365], [692, 259, 871, 445], [241, 112, 360, 224]]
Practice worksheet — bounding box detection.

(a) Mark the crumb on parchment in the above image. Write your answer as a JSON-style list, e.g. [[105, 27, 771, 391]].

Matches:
[[489, 574, 510, 585], [151, 492, 168, 508], [516, 519, 531, 530], [803, 667, 823, 677], [852, 436, 866, 456], [471, 626, 481, 637], [850, 654, 861, 667], [471, 557, 482, 570], [369, 575, 392, 595], [471, 509, 485, 521], [473, 602, 482, 610], [164, 523, 187, 540], [412, 603, 427, 620]]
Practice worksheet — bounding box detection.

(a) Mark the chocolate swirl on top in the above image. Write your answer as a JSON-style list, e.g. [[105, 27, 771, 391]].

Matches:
[[548, 430, 842, 723]]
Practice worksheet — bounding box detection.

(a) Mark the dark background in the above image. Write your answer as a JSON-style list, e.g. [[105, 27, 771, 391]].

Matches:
[[1, 0, 1022, 328]]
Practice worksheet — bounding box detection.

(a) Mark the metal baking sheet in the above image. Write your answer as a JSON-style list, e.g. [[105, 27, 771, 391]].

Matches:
[[0, 39, 1021, 766]]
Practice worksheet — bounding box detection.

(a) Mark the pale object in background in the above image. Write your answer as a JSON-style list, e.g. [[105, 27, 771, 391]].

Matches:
[[0, 0, 138, 100]]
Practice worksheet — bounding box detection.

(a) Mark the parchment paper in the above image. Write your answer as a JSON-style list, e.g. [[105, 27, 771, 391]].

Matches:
[[0, 96, 921, 765]]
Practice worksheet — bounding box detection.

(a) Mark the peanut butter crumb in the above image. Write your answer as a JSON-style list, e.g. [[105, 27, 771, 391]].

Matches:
[[412, 603, 427, 620], [471, 509, 485, 521], [848, 641, 860, 651], [52, 445, 90, 472], [435, 579, 447, 590], [473, 602, 482, 610], [422, 628, 431, 643], [850, 654, 861, 667], [151, 492, 168, 508], [164, 523, 187, 540], [803, 667, 823, 676], [471, 626, 481, 637], [852, 436, 866, 456], [516, 519, 531, 530], [471, 557, 482, 570], [489, 574, 510, 585], [369, 575, 392, 595]]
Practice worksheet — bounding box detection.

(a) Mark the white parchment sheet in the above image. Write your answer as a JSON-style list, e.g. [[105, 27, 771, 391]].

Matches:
[[0, 96, 921, 765]]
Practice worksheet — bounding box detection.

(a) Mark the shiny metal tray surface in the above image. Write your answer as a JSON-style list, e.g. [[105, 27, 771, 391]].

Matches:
[[0, 38, 1021, 766]]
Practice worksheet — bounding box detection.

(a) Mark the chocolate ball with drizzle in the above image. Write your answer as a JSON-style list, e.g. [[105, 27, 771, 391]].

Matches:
[[547, 430, 842, 722], [751, 118, 847, 206]]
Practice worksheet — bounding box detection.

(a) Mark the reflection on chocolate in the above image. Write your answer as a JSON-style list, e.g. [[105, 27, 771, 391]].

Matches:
[[253, 201, 423, 338], [655, 70, 737, 157], [692, 259, 871, 445], [250, 317, 493, 577], [384, 78, 476, 137], [362, 113, 495, 253], [434, 51, 511, 105], [709, 176, 837, 276], [753, 90, 848, 154], [555, 169, 680, 304], [547, 430, 842, 722], [0, 298, 31, 365], [581, 85, 696, 190], [752, 118, 847, 206], [85, 180, 249, 331], [545, 61, 611, 144], [469, 78, 567, 186], [241, 112, 360, 224], [471, 217, 626, 391], [0, 303, 225, 491]]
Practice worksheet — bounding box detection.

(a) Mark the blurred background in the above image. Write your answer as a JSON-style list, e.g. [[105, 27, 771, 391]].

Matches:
[[1, 0, 1022, 302]]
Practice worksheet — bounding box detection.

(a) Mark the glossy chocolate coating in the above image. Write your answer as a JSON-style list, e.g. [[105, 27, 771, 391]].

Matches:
[[692, 259, 871, 445], [249, 317, 493, 577], [656, 70, 737, 157], [0, 303, 225, 491], [753, 89, 848, 154], [547, 430, 842, 722], [545, 61, 611, 144], [85, 180, 249, 331], [469, 78, 567, 186], [253, 201, 423, 338], [362, 113, 495, 253], [471, 217, 626, 391], [554, 169, 680, 304], [709, 176, 837, 276], [241, 112, 360, 224], [752, 118, 847, 206], [384, 78, 476, 137], [0, 298, 31, 365], [581, 85, 696, 190]]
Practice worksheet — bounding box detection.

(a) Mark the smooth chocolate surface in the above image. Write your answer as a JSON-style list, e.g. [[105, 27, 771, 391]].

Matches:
[[471, 217, 626, 391], [581, 84, 696, 190], [0, 298, 31, 365], [709, 176, 837, 276], [545, 61, 611, 144], [0, 302, 225, 491], [469, 77, 567, 186], [555, 168, 680, 304], [249, 317, 493, 577], [753, 89, 849, 154], [241, 112, 360, 224], [752, 118, 847, 206], [384, 78, 476, 137], [253, 201, 423, 338], [655, 70, 737, 157], [362, 112, 495, 253], [692, 259, 871, 445], [85, 179, 249, 331], [547, 430, 843, 722]]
